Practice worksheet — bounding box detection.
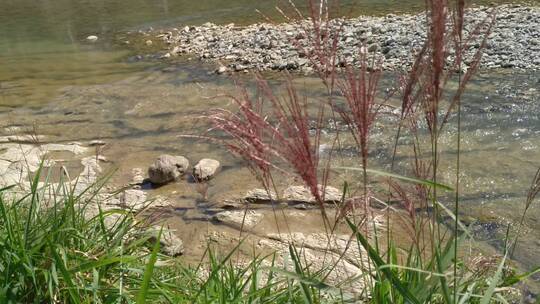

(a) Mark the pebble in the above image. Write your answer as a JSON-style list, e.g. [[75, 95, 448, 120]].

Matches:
[[86, 35, 98, 42], [216, 66, 228, 74]]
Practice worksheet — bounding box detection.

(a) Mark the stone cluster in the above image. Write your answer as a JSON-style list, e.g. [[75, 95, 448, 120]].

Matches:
[[144, 5, 539, 73]]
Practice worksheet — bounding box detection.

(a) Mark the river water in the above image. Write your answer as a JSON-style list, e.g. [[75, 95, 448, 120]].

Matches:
[[0, 0, 530, 106], [1, 0, 539, 290]]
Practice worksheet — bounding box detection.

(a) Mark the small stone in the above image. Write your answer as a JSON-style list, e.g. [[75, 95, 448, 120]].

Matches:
[[501, 61, 516, 68], [148, 155, 190, 185], [145, 40, 153, 46], [216, 66, 228, 74], [294, 204, 309, 210], [297, 58, 309, 66], [86, 35, 98, 42], [234, 64, 247, 72], [193, 158, 220, 180]]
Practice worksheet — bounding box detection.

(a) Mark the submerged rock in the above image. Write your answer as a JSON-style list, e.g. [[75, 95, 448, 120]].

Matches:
[[282, 185, 341, 203], [148, 155, 189, 185], [0, 141, 90, 190], [244, 188, 277, 203], [121, 189, 148, 210], [214, 210, 263, 230], [110, 190, 171, 212], [193, 158, 220, 180], [259, 233, 369, 293]]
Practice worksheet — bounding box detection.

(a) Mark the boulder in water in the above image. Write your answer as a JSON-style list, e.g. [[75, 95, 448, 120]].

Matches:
[[148, 155, 189, 185]]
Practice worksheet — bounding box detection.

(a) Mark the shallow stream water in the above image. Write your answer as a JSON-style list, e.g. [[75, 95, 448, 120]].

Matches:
[[1, 0, 539, 291]]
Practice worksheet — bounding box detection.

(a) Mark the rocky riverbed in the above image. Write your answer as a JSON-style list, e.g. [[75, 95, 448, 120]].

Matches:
[[0, 134, 384, 293], [130, 4, 540, 73]]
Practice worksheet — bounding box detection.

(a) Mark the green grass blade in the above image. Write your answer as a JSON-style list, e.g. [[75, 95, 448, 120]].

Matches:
[[288, 245, 313, 304], [48, 241, 81, 304], [193, 239, 245, 300], [434, 246, 453, 304], [25, 162, 44, 248], [480, 254, 506, 304], [457, 282, 476, 304], [264, 267, 336, 291], [0, 185, 15, 193], [501, 266, 540, 287], [346, 218, 421, 304], [69, 256, 138, 273], [432, 200, 472, 238], [136, 226, 162, 304]]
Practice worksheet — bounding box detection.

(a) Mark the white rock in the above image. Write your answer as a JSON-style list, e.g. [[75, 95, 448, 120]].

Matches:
[[86, 35, 98, 42], [193, 158, 220, 180], [216, 66, 228, 74]]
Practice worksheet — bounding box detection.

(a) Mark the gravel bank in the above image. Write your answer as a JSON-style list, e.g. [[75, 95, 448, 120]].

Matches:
[[140, 4, 539, 73]]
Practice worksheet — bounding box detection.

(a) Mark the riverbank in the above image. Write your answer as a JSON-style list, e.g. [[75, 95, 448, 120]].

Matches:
[[130, 4, 539, 73]]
